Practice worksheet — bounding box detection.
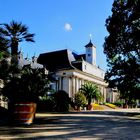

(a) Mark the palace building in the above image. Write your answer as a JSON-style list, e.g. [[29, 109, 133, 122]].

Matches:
[[38, 40, 118, 102]]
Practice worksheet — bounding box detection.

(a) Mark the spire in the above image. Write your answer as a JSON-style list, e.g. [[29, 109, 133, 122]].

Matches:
[[85, 40, 93, 48], [85, 34, 94, 48]]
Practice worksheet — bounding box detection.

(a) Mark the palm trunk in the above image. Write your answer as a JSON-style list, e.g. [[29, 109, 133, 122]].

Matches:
[[87, 97, 92, 110], [88, 98, 91, 105], [11, 40, 19, 76]]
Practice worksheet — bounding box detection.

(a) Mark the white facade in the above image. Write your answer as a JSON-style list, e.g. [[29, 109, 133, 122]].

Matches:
[[82, 60, 105, 79], [52, 69, 108, 102]]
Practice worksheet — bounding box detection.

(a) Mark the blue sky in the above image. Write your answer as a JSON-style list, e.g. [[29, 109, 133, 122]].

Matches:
[[0, 0, 114, 70]]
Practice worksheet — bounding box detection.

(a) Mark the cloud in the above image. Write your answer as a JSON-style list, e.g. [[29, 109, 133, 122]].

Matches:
[[64, 23, 72, 31]]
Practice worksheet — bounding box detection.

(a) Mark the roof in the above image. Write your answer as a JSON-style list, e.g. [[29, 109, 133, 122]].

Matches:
[[18, 58, 30, 69], [85, 40, 95, 48], [37, 42, 97, 72], [37, 49, 76, 72], [30, 61, 44, 69], [18, 52, 44, 69]]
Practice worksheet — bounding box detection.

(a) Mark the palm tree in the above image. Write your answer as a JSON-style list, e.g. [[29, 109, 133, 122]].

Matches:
[[79, 82, 102, 109], [0, 21, 35, 73]]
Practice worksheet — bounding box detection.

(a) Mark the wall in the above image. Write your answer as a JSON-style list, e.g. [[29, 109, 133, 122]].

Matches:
[[82, 61, 105, 79]]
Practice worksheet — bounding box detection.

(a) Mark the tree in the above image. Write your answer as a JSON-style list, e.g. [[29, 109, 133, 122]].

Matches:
[[104, 0, 140, 103], [0, 35, 10, 80], [2, 65, 49, 103], [79, 82, 102, 106], [0, 21, 35, 74], [0, 36, 9, 60]]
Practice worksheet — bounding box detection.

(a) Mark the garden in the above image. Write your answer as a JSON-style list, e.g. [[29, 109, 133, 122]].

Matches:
[[0, 20, 128, 126]]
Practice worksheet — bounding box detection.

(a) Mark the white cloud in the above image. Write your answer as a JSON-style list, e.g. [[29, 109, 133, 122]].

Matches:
[[64, 23, 72, 31]]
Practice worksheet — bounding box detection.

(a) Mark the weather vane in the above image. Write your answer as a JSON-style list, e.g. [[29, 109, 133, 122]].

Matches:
[[89, 33, 92, 41]]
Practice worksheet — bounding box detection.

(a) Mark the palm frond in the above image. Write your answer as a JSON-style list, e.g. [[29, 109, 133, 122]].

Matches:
[[0, 27, 9, 36], [23, 33, 35, 42]]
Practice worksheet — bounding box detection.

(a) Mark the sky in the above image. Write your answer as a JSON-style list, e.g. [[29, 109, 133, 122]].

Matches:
[[0, 0, 114, 70]]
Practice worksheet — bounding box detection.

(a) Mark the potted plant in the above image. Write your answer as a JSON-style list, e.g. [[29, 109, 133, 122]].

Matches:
[[74, 92, 87, 111], [2, 65, 49, 125]]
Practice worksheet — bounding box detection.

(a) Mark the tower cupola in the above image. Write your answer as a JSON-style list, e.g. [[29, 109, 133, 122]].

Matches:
[[85, 40, 96, 65]]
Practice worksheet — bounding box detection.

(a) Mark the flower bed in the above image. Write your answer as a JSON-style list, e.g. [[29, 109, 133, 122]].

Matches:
[[105, 103, 117, 109], [92, 103, 104, 110]]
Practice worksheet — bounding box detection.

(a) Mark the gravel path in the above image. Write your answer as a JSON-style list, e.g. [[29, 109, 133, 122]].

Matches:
[[0, 109, 140, 140]]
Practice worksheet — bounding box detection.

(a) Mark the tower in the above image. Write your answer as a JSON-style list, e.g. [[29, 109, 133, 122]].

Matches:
[[85, 40, 96, 65]]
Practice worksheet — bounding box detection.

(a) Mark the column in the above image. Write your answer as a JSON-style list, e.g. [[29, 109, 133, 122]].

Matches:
[[68, 77, 72, 97], [79, 79, 82, 88], [103, 87, 107, 102], [72, 76, 75, 97], [62, 77, 69, 93], [75, 77, 78, 93], [58, 77, 62, 90]]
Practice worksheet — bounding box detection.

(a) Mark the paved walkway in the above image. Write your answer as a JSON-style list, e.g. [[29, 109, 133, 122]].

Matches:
[[0, 109, 140, 140]]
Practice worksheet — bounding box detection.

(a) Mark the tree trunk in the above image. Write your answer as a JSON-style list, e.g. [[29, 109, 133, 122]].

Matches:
[[11, 40, 18, 56], [11, 40, 19, 75]]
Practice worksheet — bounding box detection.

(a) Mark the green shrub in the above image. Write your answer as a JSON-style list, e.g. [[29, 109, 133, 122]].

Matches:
[[74, 92, 87, 109], [113, 101, 124, 107], [37, 96, 56, 112], [53, 90, 70, 112], [2, 66, 49, 103]]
